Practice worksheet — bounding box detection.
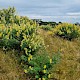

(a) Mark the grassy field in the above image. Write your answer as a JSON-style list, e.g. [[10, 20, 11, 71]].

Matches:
[[0, 29, 80, 80], [0, 49, 27, 80]]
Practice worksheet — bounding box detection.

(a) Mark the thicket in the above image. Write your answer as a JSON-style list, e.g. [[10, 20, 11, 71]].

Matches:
[[53, 23, 80, 40]]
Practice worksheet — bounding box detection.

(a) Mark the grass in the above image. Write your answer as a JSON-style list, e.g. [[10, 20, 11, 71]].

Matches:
[[0, 49, 27, 80], [38, 29, 80, 80], [0, 29, 80, 80]]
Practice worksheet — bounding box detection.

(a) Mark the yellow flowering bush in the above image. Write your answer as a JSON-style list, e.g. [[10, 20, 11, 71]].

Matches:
[[0, 7, 61, 80], [0, 7, 35, 26], [53, 23, 80, 40], [23, 52, 61, 80]]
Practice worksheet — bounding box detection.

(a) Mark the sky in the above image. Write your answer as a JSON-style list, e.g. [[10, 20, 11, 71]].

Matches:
[[0, 0, 80, 23]]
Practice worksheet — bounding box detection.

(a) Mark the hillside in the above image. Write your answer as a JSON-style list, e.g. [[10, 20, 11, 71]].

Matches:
[[0, 7, 80, 80], [0, 49, 27, 80], [0, 29, 80, 80], [38, 29, 80, 80]]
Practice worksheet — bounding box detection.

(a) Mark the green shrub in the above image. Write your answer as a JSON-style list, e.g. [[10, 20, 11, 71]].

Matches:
[[0, 7, 34, 26], [40, 25, 53, 31], [20, 33, 44, 55], [23, 51, 61, 80], [0, 38, 20, 49], [53, 23, 80, 40]]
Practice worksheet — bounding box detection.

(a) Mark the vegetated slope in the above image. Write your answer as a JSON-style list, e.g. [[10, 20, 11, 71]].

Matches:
[[0, 49, 27, 80], [0, 28, 80, 80], [38, 29, 80, 80]]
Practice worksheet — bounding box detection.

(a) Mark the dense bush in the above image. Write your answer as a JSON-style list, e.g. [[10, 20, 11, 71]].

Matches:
[[22, 51, 61, 80], [0, 23, 38, 48], [0, 7, 15, 25], [21, 34, 43, 55], [53, 23, 80, 40], [0, 7, 34, 26]]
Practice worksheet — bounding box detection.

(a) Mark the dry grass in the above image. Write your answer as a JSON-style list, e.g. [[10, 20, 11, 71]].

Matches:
[[0, 49, 26, 80], [38, 29, 80, 80], [0, 29, 80, 80]]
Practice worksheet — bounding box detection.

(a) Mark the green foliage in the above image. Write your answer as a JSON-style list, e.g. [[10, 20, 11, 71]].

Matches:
[[40, 25, 53, 31], [23, 51, 61, 80], [0, 7, 15, 25], [0, 38, 20, 49], [0, 7, 35, 26], [0, 22, 39, 49], [21, 34, 43, 55], [0, 7, 61, 80], [53, 23, 80, 40]]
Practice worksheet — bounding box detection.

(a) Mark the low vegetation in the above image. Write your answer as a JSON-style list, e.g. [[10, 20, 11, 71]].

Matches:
[[0, 7, 80, 80], [53, 23, 80, 40], [40, 25, 53, 31]]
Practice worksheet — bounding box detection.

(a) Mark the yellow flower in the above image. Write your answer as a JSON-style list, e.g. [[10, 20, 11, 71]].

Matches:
[[29, 66, 33, 70], [16, 32, 19, 37], [28, 57, 31, 62], [43, 65, 46, 69], [23, 34, 26, 39], [29, 54, 32, 59], [24, 69, 28, 73], [48, 74, 51, 78], [43, 70, 46, 73], [50, 59, 52, 63], [24, 48, 28, 55], [29, 45, 31, 48], [29, 66, 32, 69]]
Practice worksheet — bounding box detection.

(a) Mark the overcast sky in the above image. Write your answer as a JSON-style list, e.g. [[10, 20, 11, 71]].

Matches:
[[0, 0, 80, 23]]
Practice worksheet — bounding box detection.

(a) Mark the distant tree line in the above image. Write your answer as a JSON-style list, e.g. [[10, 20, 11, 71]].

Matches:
[[32, 19, 63, 27]]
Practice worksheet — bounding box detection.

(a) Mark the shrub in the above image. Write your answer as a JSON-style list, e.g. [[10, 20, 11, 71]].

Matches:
[[40, 25, 53, 31], [23, 51, 61, 80], [0, 23, 38, 48], [53, 23, 80, 40], [0, 7, 34, 26], [20, 33, 44, 55]]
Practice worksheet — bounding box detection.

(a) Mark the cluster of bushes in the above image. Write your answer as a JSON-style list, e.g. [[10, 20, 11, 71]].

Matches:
[[53, 23, 80, 40], [22, 51, 60, 80], [0, 7, 60, 80]]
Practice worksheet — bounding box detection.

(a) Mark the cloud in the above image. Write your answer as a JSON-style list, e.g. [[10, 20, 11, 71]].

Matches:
[[67, 12, 80, 16], [0, 0, 80, 23]]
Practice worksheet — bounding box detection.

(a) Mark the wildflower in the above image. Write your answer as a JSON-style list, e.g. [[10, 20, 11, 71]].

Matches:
[[29, 54, 32, 59], [28, 57, 31, 62], [48, 74, 51, 78], [16, 32, 19, 37], [43, 70, 46, 73], [29, 66, 32, 69], [43, 65, 46, 69], [29, 45, 31, 48], [23, 35, 26, 39], [24, 48, 28, 55], [24, 69, 28, 73], [50, 59, 52, 63]]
